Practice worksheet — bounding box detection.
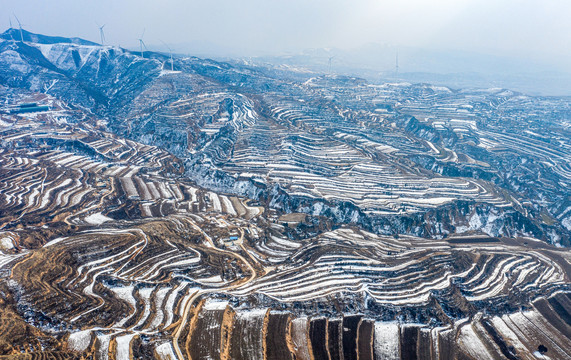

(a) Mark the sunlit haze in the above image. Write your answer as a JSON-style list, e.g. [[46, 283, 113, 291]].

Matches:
[[2, 0, 570, 71]]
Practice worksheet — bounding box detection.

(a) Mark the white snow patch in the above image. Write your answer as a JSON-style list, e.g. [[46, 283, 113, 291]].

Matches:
[[0, 237, 14, 250], [533, 351, 551, 359], [374, 322, 399, 360], [458, 324, 493, 360], [84, 213, 113, 225], [115, 333, 135, 360], [196, 275, 224, 284], [67, 329, 92, 352], [159, 70, 182, 76], [469, 213, 483, 229], [155, 342, 176, 360], [203, 300, 229, 311], [43, 236, 68, 248]]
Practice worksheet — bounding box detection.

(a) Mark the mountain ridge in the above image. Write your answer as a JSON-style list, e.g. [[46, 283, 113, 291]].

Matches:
[[1, 28, 99, 46]]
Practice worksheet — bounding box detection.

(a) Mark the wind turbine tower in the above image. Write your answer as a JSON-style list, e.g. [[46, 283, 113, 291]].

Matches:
[[138, 29, 147, 58], [161, 40, 174, 71], [395, 51, 399, 74], [13, 14, 24, 42], [328, 56, 334, 74], [98, 24, 106, 45]]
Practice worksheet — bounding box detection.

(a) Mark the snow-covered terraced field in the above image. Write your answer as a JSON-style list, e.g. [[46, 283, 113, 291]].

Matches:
[[209, 104, 511, 215], [60, 296, 571, 360], [232, 229, 566, 305], [0, 147, 101, 228], [0, 110, 262, 237], [1, 32, 570, 360], [8, 215, 569, 359]]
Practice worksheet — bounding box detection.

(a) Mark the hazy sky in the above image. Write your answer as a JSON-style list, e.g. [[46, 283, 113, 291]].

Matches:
[[2, 0, 570, 70]]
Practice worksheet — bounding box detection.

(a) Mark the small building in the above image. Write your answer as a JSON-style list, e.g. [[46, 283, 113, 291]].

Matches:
[[19, 102, 38, 108], [10, 104, 50, 114]]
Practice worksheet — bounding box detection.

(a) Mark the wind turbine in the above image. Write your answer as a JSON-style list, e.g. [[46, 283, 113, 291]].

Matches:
[[328, 56, 334, 74], [395, 50, 399, 74], [160, 40, 174, 71], [13, 14, 25, 42], [96, 23, 106, 45], [138, 29, 147, 58]]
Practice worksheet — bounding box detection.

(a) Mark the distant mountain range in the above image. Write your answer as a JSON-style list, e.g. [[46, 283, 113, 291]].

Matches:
[[234, 44, 571, 96], [7, 27, 567, 96]]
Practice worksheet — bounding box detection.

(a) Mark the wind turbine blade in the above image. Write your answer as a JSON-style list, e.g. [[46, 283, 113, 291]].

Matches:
[[13, 13, 24, 42], [8, 16, 15, 41], [13, 13, 21, 27], [159, 39, 170, 51], [140, 28, 146, 39]]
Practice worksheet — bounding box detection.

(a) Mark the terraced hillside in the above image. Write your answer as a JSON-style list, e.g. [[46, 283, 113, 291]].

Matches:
[[0, 30, 570, 359], [2, 29, 570, 243]]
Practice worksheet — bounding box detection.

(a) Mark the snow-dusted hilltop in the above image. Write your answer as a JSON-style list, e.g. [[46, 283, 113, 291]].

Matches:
[[0, 28, 99, 46]]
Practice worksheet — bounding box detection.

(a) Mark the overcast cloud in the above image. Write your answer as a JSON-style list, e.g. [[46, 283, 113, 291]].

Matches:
[[1, 0, 570, 71]]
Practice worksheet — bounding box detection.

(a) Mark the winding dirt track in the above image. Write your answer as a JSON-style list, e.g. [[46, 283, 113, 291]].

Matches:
[[172, 228, 257, 360]]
